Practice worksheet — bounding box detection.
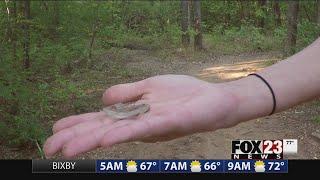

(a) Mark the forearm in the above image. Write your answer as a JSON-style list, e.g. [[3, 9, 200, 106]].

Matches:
[[222, 37, 320, 123]]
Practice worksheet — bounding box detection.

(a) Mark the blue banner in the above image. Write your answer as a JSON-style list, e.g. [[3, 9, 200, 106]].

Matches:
[[224, 160, 288, 173], [96, 159, 288, 173]]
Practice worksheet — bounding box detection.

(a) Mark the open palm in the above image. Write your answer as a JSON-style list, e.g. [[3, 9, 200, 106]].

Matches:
[[44, 75, 238, 158]]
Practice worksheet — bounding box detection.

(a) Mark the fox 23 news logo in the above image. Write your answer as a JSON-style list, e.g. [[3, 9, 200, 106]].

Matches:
[[231, 139, 298, 160]]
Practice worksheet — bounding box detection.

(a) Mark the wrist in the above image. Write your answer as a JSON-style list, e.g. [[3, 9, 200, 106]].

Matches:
[[217, 76, 274, 125]]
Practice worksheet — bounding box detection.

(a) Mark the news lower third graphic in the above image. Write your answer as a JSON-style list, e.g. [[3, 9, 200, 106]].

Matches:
[[32, 159, 288, 173], [32, 139, 295, 173]]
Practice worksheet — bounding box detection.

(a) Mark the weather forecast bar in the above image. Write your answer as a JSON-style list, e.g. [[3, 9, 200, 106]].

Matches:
[[32, 159, 288, 173]]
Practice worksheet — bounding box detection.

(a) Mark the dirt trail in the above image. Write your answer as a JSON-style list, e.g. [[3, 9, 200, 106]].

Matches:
[[81, 50, 320, 160]]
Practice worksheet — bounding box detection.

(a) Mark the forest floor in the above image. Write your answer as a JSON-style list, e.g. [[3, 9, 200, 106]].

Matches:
[[1, 47, 320, 159]]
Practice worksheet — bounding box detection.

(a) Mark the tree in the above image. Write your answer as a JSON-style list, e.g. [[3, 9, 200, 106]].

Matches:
[[273, 0, 281, 26], [317, 0, 320, 25], [258, 0, 267, 28], [52, 0, 59, 39], [286, 1, 299, 56], [181, 0, 190, 47], [12, 1, 17, 61], [23, 0, 31, 69], [88, 2, 102, 59], [188, 0, 191, 29], [239, 0, 246, 23], [4, 0, 12, 44], [193, 0, 202, 50]]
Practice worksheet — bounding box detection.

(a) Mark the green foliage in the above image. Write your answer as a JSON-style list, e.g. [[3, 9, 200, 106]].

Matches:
[[208, 24, 285, 54], [297, 21, 320, 51], [273, 26, 287, 40], [314, 100, 320, 107], [0, 0, 320, 151], [0, 59, 85, 146], [313, 116, 320, 124], [263, 60, 278, 67], [0, 68, 47, 146]]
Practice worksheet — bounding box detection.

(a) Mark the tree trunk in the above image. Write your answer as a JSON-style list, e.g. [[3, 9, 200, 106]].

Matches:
[[239, 0, 245, 25], [273, 0, 281, 26], [181, 0, 190, 47], [193, 0, 202, 51], [89, 23, 98, 59], [258, 0, 267, 28], [4, 0, 11, 43], [23, 0, 31, 69], [286, 1, 299, 56], [223, 1, 230, 29], [88, 2, 101, 59], [188, 0, 192, 29], [12, 1, 17, 61], [52, 0, 59, 39], [317, 0, 320, 24], [18, 1, 23, 14]]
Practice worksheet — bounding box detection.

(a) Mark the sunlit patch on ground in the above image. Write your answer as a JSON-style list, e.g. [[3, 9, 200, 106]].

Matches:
[[197, 59, 279, 81]]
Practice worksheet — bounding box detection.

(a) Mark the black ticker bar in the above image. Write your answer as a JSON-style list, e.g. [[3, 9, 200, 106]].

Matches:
[[32, 160, 96, 173], [0, 159, 319, 177]]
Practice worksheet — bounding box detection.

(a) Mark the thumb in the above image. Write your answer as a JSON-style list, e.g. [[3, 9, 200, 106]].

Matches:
[[102, 80, 147, 105]]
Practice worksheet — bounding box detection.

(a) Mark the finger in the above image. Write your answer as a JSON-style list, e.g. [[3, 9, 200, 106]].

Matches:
[[53, 112, 106, 134], [62, 120, 133, 158], [44, 117, 114, 158], [102, 80, 147, 105]]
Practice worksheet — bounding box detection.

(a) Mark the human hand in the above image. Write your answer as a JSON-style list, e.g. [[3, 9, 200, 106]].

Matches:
[[43, 75, 240, 158]]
